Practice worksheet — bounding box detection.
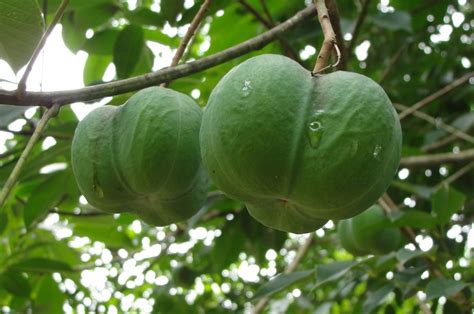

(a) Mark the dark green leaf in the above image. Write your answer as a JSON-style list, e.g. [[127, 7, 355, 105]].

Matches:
[[425, 278, 468, 300], [0, 271, 31, 298], [23, 171, 70, 227], [113, 24, 144, 78], [371, 11, 412, 32], [161, 0, 184, 25], [252, 270, 315, 301], [0, 210, 8, 234], [431, 185, 466, 224], [74, 3, 119, 30], [363, 284, 395, 313], [34, 275, 65, 314], [315, 261, 359, 287], [11, 257, 73, 273], [82, 29, 119, 55], [391, 210, 438, 228], [396, 248, 425, 264], [211, 220, 245, 271], [124, 8, 165, 27], [83, 54, 112, 85], [71, 215, 133, 249], [0, 106, 29, 127], [0, 0, 44, 72]]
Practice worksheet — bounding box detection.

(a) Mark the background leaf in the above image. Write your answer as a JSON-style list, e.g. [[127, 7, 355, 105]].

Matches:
[[0, 0, 44, 72]]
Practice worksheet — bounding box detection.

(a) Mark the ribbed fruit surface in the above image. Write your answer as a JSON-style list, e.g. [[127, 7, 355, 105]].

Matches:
[[71, 87, 208, 226], [200, 54, 402, 233]]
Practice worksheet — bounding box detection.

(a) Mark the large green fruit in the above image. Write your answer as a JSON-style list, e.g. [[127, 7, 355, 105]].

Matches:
[[200, 54, 402, 233], [71, 87, 208, 226], [337, 205, 402, 255]]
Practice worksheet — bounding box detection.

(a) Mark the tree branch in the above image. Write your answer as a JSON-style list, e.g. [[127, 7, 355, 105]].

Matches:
[[161, 0, 212, 88], [399, 149, 474, 168], [0, 105, 59, 208], [346, 0, 371, 61], [313, 0, 339, 73], [0, 5, 317, 108], [17, 0, 70, 96], [398, 71, 474, 120], [379, 43, 407, 84], [238, 0, 301, 63], [394, 103, 474, 145]]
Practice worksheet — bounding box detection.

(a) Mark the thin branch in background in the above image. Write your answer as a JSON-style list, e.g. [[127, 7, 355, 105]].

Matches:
[[312, 0, 340, 73], [0, 105, 59, 208], [398, 71, 474, 120], [16, 0, 70, 96], [379, 43, 407, 84], [422, 133, 466, 153], [259, 0, 275, 25], [49, 209, 109, 217], [394, 103, 474, 145], [238, 0, 301, 63], [399, 148, 474, 168], [0, 5, 317, 107], [346, 0, 371, 61], [161, 0, 212, 88], [253, 234, 315, 314], [437, 161, 474, 188]]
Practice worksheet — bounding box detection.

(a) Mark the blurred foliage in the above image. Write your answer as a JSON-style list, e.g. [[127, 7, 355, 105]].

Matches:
[[0, 0, 473, 313]]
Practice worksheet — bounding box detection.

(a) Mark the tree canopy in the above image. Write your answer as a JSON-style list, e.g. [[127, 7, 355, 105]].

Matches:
[[0, 0, 473, 313]]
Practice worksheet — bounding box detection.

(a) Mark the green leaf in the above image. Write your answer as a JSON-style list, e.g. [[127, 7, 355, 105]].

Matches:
[[83, 54, 112, 85], [211, 220, 246, 271], [425, 278, 468, 300], [371, 11, 412, 32], [34, 275, 65, 314], [391, 210, 438, 228], [363, 284, 395, 313], [0, 0, 44, 72], [252, 270, 315, 301], [396, 248, 425, 264], [61, 11, 86, 53], [71, 215, 133, 249], [392, 181, 433, 199], [74, 3, 119, 30], [124, 8, 165, 27], [0, 106, 29, 127], [0, 271, 31, 298], [10, 257, 73, 273], [315, 261, 359, 287], [23, 171, 71, 227], [0, 210, 8, 234], [113, 24, 144, 78], [161, 0, 184, 25], [431, 185, 466, 224], [82, 29, 119, 55]]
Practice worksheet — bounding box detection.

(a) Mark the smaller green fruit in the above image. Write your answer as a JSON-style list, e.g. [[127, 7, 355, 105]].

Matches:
[[337, 205, 401, 256], [71, 87, 208, 226]]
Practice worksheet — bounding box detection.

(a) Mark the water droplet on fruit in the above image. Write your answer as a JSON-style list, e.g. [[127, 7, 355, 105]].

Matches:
[[242, 80, 252, 96], [307, 118, 323, 148], [373, 145, 382, 159]]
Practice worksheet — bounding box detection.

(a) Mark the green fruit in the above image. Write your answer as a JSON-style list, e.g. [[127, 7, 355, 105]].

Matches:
[[200, 54, 402, 233], [71, 87, 208, 226], [337, 205, 402, 255]]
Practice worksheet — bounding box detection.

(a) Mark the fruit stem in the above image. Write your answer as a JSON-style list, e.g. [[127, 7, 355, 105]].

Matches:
[[312, 0, 341, 74]]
